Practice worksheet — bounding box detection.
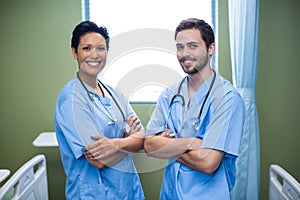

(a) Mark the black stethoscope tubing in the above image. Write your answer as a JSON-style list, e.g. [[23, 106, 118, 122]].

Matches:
[[76, 72, 126, 124], [169, 69, 216, 130]]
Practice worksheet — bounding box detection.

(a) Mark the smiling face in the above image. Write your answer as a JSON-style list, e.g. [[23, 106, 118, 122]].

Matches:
[[72, 32, 108, 80], [176, 28, 214, 75]]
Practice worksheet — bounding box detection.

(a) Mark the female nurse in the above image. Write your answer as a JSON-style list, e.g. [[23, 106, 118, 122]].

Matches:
[[54, 21, 145, 200]]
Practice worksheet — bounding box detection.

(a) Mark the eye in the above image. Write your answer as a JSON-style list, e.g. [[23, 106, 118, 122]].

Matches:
[[82, 46, 91, 51], [176, 45, 184, 51], [97, 46, 106, 51], [188, 43, 198, 49]]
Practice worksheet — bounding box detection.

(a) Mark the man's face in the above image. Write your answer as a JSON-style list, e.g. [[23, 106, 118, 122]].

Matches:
[[176, 29, 212, 74]]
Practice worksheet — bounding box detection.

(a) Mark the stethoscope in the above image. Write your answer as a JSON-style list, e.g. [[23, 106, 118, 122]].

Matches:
[[76, 72, 130, 133], [168, 69, 216, 132]]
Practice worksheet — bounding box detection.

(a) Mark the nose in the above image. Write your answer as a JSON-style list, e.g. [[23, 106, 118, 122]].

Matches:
[[89, 48, 100, 58], [177, 46, 191, 59], [181, 46, 191, 57]]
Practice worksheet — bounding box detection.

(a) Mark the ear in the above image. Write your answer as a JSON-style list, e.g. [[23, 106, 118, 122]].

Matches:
[[208, 43, 215, 56], [71, 47, 78, 60]]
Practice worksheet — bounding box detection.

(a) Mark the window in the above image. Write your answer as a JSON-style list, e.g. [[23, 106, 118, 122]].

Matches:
[[82, 0, 217, 103]]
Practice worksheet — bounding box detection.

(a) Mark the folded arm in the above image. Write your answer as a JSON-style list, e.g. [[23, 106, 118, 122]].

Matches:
[[84, 114, 145, 168], [144, 128, 202, 159], [177, 148, 224, 174], [145, 129, 224, 174]]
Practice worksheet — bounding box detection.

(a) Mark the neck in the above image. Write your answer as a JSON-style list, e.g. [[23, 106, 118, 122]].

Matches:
[[188, 68, 213, 92], [77, 72, 97, 89], [77, 72, 104, 97]]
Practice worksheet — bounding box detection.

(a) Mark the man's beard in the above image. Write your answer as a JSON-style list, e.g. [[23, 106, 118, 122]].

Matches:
[[181, 56, 208, 75], [184, 67, 198, 75]]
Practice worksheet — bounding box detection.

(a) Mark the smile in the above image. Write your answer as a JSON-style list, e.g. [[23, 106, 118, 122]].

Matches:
[[86, 61, 101, 66], [182, 60, 194, 67]]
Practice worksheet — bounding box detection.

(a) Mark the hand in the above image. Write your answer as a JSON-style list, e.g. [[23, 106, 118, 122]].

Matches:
[[157, 125, 175, 138], [187, 137, 202, 151], [84, 135, 124, 162], [124, 114, 142, 136]]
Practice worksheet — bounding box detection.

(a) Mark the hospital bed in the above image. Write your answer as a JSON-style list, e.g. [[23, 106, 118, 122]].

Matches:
[[0, 154, 48, 200], [269, 164, 300, 200]]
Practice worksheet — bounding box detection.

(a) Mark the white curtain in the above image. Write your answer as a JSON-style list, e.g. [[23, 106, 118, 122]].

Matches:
[[228, 0, 260, 199]]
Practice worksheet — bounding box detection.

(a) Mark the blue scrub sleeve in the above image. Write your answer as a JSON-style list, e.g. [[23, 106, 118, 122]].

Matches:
[[202, 91, 245, 156], [56, 95, 101, 159], [146, 89, 172, 135]]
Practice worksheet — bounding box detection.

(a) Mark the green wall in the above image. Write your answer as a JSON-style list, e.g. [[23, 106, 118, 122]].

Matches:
[[0, 0, 299, 200], [218, 0, 300, 199], [0, 0, 81, 199], [218, 1, 300, 199], [257, 0, 300, 199]]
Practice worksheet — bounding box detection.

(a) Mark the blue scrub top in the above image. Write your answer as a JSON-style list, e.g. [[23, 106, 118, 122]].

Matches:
[[146, 74, 245, 200], [55, 77, 144, 200]]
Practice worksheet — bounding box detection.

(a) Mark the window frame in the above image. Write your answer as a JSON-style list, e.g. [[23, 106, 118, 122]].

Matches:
[[81, 0, 218, 104]]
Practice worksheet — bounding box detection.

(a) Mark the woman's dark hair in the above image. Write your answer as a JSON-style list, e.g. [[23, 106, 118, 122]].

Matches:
[[71, 21, 110, 52], [175, 18, 214, 49]]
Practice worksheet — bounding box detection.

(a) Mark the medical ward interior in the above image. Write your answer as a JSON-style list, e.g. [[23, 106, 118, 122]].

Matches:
[[0, 0, 299, 199]]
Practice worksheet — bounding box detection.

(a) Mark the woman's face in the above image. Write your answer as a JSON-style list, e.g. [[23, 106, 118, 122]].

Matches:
[[72, 32, 107, 78]]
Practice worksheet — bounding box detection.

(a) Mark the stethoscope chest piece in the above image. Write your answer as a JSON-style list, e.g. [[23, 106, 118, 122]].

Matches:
[[193, 120, 201, 131]]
